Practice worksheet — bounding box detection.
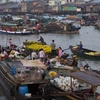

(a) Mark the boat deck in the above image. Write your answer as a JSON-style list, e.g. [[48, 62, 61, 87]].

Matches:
[[0, 60, 99, 100], [0, 84, 13, 100]]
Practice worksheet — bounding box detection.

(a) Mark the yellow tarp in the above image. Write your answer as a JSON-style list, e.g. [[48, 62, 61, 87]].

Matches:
[[85, 51, 100, 56], [85, 52, 94, 56]]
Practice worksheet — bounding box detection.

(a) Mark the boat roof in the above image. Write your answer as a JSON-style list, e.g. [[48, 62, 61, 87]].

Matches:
[[20, 59, 47, 70], [0, 22, 17, 26], [29, 18, 38, 21], [13, 17, 23, 21], [70, 71, 100, 86]]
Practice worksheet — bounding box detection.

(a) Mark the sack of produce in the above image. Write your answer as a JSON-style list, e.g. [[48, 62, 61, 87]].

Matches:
[[72, 46, 78, 50], [94, 52, 100, 56]]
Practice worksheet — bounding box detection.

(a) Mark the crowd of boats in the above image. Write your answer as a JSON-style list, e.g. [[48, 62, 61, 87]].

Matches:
[[0, 38, 100, 100], [0, 14, 82, 35], [1, 13, 100, 35], [0, 13, 100, 35], [0, 13, 100, 100]]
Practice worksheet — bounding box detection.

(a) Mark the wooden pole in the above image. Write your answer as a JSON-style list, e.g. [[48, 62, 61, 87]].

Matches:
[[71, 76, 73, 93], [93, 86, 97, 100]]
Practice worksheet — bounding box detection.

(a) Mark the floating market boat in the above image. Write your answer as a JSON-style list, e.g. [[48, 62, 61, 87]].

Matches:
[[70, 71, 100, 100], [0, 59, 69, 100], [0, 22, 33, 35], [50, 70, 100, 100], [45, 22, 81, 34], [0, 58, 100, 100], [69, 45, 100, 60]]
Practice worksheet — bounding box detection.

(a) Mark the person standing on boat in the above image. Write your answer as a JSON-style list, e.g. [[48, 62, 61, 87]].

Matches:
[[38, 36, 45, 44], [38, 49, 45, 62], [35, 24, 40, 34], [50, 40, 56, 56], [31, 51, 38, 60], [9, 38, 14, 49], [58, 47, 62, 58], [77, 41, 83, 51]]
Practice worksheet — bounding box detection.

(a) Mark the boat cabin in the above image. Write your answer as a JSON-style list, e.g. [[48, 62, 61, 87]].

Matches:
[[0, 22, 29, 33]]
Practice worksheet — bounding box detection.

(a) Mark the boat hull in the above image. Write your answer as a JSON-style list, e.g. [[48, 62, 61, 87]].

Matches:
[[0, 30, 33, 35], [57, 31, 79, 34]]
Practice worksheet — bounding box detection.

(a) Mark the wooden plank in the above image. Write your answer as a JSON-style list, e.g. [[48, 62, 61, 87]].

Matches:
[[66, 95, 77, 100], [20, 60, 47, 70]]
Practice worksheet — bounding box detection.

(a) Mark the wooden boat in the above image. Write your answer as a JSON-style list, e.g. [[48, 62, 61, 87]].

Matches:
[[56, 31, 79, 34], [50, 70, 100, 100], [0, 59, 69, 100], [70, 71, 100, 100], [44, 22, 80, 34], [69, 45, 100, 60], [0, 58, 100, 100], [0, 22, 33, 35]]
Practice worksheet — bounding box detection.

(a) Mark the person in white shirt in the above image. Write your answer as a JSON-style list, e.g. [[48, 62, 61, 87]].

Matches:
[[38, 49, 45, 62], [14, 50, 20, 58], [31, 51, 38, 60]]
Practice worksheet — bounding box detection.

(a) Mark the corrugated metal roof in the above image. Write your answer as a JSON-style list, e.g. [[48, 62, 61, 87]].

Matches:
[[61, 3, 82, 7], [76, 0, 84, 2], [83, 0, 100, 6], [0, 3, 20, 9], [7, 4, 21, 9], [91, 0, 100, 3], [24, 0, 40, 2], [71, 71, 100, 86]]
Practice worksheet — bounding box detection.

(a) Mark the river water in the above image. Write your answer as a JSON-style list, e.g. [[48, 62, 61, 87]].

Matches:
[[0, 25, 100, 70], [0, 25, 100, 98]]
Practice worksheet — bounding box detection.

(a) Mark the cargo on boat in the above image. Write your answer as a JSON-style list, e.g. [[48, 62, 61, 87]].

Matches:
[[44, 22, 80, 34], [70, 45, 100, 60], [0, 58, 100, 100], [0, 59, 69, 100]]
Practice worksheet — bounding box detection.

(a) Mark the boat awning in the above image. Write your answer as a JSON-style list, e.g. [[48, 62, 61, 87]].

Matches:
[[13, 17, 23, 21], [20, 59, 47, 70], [29, 18, 38, 21], [0, 22, 17, 26], [70, 71, 100, 86]]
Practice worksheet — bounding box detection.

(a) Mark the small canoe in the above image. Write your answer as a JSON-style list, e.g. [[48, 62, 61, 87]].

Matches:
[[69, 45, 100, 60]]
